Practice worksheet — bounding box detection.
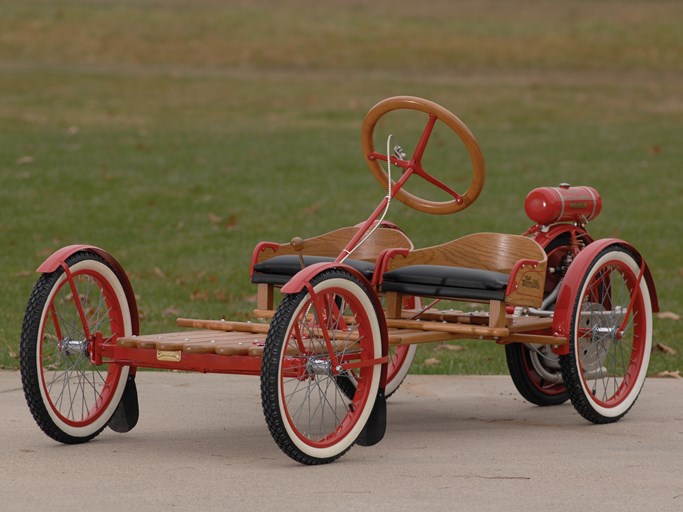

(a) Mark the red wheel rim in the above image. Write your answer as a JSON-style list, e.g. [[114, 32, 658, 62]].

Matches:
[[576, 259, 646, 408], [39, 269, 124, 427], [521, 352, 566, 396], [280, 286, 375, 448], [386, 345, 411, 383]]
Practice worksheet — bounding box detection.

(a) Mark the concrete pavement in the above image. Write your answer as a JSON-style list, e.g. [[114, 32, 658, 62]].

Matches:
[[1, 370, 681, 511]]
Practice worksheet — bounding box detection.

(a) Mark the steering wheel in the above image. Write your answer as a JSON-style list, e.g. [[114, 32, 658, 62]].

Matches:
[[361, 96, 485, 215]]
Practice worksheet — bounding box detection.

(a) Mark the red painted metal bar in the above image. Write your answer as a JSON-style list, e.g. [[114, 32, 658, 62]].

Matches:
[[60, 263, 91, 339], [100, 343, 275, 376], [617, 259, 647, 337], [336, 166, 416, 264], [411, 114, 463, 202], [412, 114, 437, 164], [306, 282, 342, 370], [49, 303, 63, 341], [339, 355, 388, 372]]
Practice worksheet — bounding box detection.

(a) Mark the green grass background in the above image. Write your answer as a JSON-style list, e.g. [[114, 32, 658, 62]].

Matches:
[[1, 0, 681, 374]]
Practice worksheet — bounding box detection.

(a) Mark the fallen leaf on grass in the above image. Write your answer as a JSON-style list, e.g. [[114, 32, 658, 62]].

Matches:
[[304, 203, 321, 215], [423, 357, 441, 367], [16, 156, 35, 165], [654, 370, 682, 379], [654, 343, 677, 356], [213, 289, 229, 302], [190, 290, 208, 301], [162, 306, 181, 317], [224, 214, 238, 230], [656, 311, 680, 321], [208, 213, 238, 230], [152, 267, 166, 279], [434, 344, 466, 352]]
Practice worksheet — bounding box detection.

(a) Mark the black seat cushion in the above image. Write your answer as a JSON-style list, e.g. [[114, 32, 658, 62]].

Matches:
[[381, 265, 509, 301], [252, 255, 375, 285]]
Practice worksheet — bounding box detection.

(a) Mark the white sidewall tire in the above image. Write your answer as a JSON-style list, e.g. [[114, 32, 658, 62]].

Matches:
[[573, 250, 652, 418], [277, 277, 382, 460], [36, 259, 131, 437], [385, 344, 417, 396]]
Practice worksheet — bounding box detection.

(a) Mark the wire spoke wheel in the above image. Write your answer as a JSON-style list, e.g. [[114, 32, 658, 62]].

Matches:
[[261, 269, 382, 465], [560, 246, 652, 423], [20, 252, 131, 443], [505, 342, 567, 406], [385, 344, 417, 397], [505, 235, 575, 406]]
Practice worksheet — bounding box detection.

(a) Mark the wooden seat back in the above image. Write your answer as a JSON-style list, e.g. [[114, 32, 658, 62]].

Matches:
[[383, 232, 548, 310], [385, 232, 546, 274], [251, 225, 414, 311], [254, 226, 414, 264]]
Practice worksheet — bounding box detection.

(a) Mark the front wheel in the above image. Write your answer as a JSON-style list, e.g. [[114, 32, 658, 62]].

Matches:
[[20, 251, 132, 443], [261, 269, 383, 465], [560, 246, 652, 423]]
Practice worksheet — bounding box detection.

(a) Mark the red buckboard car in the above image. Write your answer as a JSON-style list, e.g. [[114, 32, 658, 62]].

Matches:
[[19, 96, 658, 465]]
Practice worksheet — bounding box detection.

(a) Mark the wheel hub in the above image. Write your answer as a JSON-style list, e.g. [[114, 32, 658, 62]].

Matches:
[[60, 337, 90, 357], [306, 356, 332, 376]]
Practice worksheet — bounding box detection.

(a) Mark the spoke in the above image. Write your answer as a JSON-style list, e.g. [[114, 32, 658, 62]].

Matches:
[[280, 283, 372, 444], [289, 379, 314, 431], [313, 375, 343, 427]]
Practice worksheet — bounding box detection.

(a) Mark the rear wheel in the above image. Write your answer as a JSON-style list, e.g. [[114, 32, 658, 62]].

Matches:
[[505, 234, 573, 405], [20, 251, 132, 443], [560, 246, 652, 423], [261, 269, 383, 464], [385, 344, 417, 398], [505, 343, 567, 406]]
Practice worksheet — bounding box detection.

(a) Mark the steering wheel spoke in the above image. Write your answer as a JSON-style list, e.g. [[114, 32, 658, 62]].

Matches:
[[368, 152, 411, 170], [413, 165, 464, 204]]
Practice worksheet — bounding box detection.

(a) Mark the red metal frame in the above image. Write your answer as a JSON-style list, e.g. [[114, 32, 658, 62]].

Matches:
[[526, 223, 594, 250], [249, 241, 280, 277], [100, 343, 264, 375]]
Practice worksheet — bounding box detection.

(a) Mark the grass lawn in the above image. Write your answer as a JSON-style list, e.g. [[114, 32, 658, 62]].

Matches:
[[1, 0, 681, 376]]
